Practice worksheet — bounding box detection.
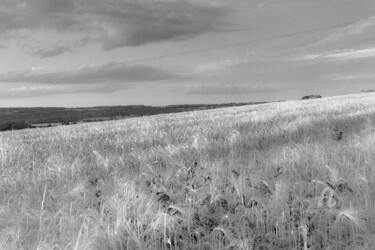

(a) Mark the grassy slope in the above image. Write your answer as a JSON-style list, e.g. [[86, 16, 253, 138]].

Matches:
[[1, 93, 375, 250]]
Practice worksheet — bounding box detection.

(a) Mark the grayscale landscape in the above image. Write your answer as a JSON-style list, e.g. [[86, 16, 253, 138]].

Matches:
[[0, 1, 375, 249]]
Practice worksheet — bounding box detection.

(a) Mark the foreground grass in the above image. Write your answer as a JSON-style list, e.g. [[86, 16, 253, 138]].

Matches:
[[1, 93, 375, 249]]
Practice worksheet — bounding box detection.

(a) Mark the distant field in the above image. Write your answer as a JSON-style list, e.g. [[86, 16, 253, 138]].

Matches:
[[0, 93, 375, 249], [0, 102, 266, 127]]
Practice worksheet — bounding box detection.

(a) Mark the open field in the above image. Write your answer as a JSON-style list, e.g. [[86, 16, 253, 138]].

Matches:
[[1, 93, 375, 249]]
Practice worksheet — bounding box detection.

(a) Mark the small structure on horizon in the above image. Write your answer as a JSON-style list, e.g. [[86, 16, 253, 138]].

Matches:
[[301, 95, 322, 100]]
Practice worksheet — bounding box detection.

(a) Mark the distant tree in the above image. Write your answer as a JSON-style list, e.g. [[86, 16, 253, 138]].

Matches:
[[302, 95, 322, 100], [0, 122, 12, 131], [12, 121, 30, 130], [0, 121, 32, 131]]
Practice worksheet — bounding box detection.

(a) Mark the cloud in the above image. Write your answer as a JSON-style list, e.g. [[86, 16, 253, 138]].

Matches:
[[293, 15, 375, 55], [186, 83, 273, 95], [0, 0, 78, 32], [0, 44, 7, 49], [1, 82, 127, 99], [0, 62, 178, 84], [324, 16, 375, 43], [299, 47, 375, 61], [33, 44, 72, 58], [332, 74, 375, 81], [195, 59, 243, 73], [9, 85, 55, 91], [323, 48, 375, 60], [190, 50, 375, 90], [0, 0, 230, 50], [100, 1, 228, 49], [0, 60, 179, 99]]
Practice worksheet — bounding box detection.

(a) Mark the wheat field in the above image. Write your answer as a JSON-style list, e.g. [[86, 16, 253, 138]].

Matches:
[[1, 93, 375, 250]]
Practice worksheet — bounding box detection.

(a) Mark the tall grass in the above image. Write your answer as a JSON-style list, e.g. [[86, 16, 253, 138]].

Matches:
[[1, 93, 375, 249]]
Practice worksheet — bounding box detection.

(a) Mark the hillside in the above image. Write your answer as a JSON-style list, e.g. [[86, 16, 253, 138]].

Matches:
[[1, 93, 375, 249], [0, 102, 267, 131]]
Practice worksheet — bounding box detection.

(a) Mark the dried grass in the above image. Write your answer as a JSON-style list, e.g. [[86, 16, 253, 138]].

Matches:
[[1, 93, 375, 249]]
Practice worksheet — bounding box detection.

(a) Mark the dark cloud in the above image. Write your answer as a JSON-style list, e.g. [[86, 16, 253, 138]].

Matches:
[[31, 0, 75, 14], [94, 1, 228, 49], [0, 45, 7, 49], [0, 62, 178, 84], [0, 0, 230, 50], [33, 45, 72, 58], [0, 0, 79, 32]]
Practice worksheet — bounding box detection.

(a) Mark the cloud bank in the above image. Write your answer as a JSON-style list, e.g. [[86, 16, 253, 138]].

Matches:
[[0, 62, 177, 84], [0, 0, 229, 51], [187, 83, 273, 95], [301, 47, 375, 61], [0, 61, 180, 99]]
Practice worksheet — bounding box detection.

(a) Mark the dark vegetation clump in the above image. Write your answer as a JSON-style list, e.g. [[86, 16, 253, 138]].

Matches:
[[301, 95, 322, 100], [332, 127, 344, 141], [0, 121, 35, 131]]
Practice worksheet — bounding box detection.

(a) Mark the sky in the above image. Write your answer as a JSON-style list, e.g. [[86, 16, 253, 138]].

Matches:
[[0, 0, 374, 107]]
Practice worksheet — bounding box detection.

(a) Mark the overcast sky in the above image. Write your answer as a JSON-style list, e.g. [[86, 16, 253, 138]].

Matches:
[[0, 0, 374, 107]]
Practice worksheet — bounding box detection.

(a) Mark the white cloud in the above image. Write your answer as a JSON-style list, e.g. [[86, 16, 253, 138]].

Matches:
[[331, 73, 375, 81], [322, 48, 375, 60], [300, 48, 375, 61], [9, 85, 56, 91], [31, 67, 45, 71], [195, 59, 243, 72], [1, 83, 121, 99]]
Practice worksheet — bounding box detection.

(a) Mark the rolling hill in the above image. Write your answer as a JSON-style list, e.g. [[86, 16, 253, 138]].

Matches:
[[0, 93, 375, 249]]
